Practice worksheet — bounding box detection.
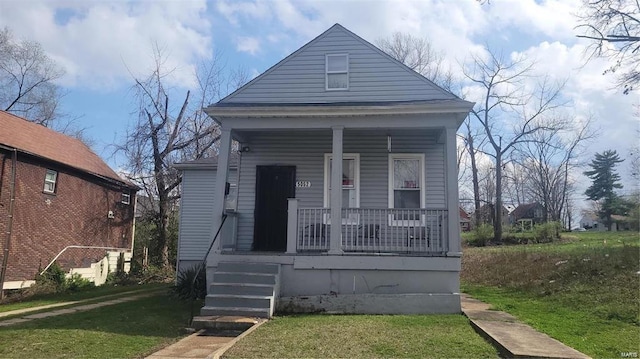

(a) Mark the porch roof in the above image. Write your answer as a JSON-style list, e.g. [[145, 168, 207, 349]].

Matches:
[[205, 99, 474, 119]]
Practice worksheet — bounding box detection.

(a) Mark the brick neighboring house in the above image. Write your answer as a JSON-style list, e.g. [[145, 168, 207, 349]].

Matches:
[[511, 202, 546, 230], [0, 111, 138, 290], [459, 207, 471, 232]]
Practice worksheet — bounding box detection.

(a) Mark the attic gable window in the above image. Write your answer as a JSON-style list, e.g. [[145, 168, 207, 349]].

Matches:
[[43, 169, 57, 194], [326, 54, 349, 90]]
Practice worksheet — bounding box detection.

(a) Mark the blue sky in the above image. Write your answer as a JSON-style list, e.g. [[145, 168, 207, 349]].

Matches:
[[1, 0, 638, 203]]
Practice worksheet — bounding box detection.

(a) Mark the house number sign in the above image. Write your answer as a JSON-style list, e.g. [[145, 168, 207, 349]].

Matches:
[[296, 181, 311, 188]]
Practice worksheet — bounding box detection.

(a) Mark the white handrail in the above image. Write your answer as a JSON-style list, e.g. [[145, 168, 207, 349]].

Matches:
[[40, 246, 130, 275]]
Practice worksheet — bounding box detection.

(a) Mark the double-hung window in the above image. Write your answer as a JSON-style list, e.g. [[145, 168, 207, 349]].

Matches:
[[324, 153, 359, 224], [43, 169, 57, 194], [121, 192, 131, 205], [388, 154, 425, 225], [326, 54, 348, 90]]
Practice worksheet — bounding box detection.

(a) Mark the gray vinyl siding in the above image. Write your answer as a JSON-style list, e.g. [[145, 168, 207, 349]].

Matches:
[[235, 129, 445, 251], [177, 168, 237, 262], [222, 25, 454, 104]]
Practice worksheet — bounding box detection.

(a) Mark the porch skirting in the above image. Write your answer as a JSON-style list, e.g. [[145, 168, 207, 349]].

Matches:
[[277, 293, 461, 314]]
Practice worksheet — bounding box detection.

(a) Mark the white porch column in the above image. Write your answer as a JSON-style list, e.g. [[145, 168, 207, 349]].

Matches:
[[286, 198, 299, 254], [208, 128, 232, 263], [445, 126, 462, 255], [329, 126, 344, 254]]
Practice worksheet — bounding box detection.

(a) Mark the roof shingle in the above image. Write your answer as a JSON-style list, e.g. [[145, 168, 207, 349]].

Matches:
[[0, 110, 131, 186]]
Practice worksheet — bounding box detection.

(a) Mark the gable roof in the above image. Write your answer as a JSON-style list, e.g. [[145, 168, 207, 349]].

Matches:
[[512, 203, 544, 219], [0, 111, 134, 187], [216, 23, 465, 106]]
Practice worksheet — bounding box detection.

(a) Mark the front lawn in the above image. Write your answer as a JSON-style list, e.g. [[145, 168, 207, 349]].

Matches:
[[0, 283, 167, 313], [0, 292, 193, 358], [462, 231, 640, 358], [223, 314, 498, 358]]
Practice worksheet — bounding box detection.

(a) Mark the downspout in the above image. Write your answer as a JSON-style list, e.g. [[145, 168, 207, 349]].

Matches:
[[131, 192, 137, 253], [0, 147, 17, 299]]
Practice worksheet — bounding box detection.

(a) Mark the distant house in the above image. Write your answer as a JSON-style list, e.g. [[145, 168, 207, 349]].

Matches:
[[0, 111, 138, 290], [476, 203, 511, 227], [511, 202, 546, 230], [459, 207, 471, 232], [580, 211, 632, 232], [177, 24, 473, 317]]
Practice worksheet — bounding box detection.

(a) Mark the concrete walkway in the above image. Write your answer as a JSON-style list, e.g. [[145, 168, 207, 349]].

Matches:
[[0, 288, 164, 327], [461, 294, 591, 359], [145, 317, 265, 359]]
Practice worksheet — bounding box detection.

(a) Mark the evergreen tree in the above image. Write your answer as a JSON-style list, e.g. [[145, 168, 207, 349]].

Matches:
[[584, 150, 624, 230]]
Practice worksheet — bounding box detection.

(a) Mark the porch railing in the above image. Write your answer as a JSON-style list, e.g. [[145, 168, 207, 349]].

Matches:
[[297, 207, 448, 254]]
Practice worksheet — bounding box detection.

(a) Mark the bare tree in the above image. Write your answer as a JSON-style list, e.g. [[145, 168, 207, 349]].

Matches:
[[460, 118, 486, 226], [0, 27, 65, 126], [463, 49, 567, 241], [376, 32, 454, 89], [515, 119, 595, 224], [117, 46, 246, 268], [576, 0, 640, 94]]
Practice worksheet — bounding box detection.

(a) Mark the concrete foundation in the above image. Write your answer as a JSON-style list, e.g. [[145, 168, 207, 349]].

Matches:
[[277, 293, 461, 314]]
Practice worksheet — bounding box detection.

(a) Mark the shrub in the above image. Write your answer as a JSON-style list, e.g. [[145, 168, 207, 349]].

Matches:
[[468, 224, 494, 246], [66, 273, 94, 292], [174, 263, 206, 300], [532, 221, 562, 243], [35, 262, 67, 292]]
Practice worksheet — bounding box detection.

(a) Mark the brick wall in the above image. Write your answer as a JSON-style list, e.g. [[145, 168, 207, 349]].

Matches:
[[0, 151, 135, 282]]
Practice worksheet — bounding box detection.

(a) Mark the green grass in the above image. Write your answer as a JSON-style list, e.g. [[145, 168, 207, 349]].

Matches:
[[0, 292, 194, 358], [0, 283, 167, 313], [224, 314, 499, 359], [462, 231, 640, 358]]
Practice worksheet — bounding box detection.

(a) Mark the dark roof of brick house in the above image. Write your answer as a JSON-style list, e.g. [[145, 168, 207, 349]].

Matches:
[[0, 110, 135, 188], [511, 202, 543, 219]]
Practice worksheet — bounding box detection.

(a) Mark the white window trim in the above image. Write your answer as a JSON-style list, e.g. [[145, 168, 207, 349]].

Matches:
[[323, 153, 360, 224], [121, 192, 131, 205], [388, 153, 425, 226], [43, 169, 57, 194], [325, 53, 349, 91]]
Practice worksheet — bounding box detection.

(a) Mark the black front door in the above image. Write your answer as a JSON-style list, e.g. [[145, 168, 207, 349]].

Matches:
[[253, 165, 296, 251]]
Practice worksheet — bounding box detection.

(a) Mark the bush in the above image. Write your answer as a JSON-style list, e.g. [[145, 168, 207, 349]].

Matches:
[[468, 224, 494, 247], [35, 262, 67, 292], [174, 263, 206, 300], [532, 221, 562, 243], [66, 273, 94, 292]]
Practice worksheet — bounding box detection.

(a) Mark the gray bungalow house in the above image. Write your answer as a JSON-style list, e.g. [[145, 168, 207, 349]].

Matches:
[[179, 24, 474, 317]]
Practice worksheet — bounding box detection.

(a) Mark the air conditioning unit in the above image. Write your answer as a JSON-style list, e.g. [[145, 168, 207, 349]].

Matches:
[[108, 210, 114, 219]]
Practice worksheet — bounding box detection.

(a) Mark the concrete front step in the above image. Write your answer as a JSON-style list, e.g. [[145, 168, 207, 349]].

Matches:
[[217, 262, 280, 274], [210, 283, 274, 296], [214, 272, 277, 285], [191, 315, 261, 331], [205, 294, 272, 309], [200, 306, 271, 318]]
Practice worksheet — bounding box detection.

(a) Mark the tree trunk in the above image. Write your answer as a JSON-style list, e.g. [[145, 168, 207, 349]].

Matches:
[[467, 130, 481, 228], [156, 198, 170, 268], [494, 154, 503, 242]]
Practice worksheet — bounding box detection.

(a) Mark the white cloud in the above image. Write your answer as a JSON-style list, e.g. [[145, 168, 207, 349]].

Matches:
[[0, 0, 212, 90], [236, 36, 261, 55]]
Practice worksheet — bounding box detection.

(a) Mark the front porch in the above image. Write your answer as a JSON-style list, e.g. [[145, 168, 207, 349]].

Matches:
[[222, 206, 449, 255]]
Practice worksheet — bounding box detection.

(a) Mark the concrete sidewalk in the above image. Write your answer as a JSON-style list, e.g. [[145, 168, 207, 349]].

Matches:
[[145, 317, 265, 359], [0, 288, 164, 327], [461, 294, 591, 359]]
